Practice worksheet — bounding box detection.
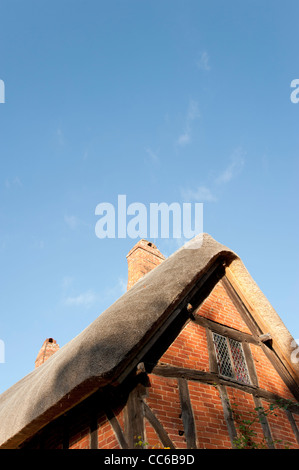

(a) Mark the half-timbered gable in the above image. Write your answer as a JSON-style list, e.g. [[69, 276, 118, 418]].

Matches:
[[0, 234, 298, 449]]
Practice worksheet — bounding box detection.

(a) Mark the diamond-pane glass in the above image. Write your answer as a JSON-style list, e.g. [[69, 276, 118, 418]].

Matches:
[[213, 333, 234, 379], [213, 333, 251, 385], [228, 338, 251, 384]]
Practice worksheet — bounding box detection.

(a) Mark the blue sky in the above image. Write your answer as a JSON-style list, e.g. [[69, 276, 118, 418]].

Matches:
[[0, 0, 298, 393]]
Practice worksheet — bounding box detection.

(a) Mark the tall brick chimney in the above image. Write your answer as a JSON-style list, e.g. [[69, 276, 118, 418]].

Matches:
[[126, 239, 165, 290], [35, 338, 59, 368]]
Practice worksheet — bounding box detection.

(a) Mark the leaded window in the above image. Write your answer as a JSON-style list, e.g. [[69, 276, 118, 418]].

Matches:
[[212, 332, 251, 385]]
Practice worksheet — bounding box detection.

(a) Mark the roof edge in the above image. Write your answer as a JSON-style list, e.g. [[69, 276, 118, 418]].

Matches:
[[226, 259, 299, 387]]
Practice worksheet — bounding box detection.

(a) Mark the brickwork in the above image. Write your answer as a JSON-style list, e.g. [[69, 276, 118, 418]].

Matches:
[[115, 407, 125, 433], [294, 413, 299, 432], [226, 387, 265, 447], [34, 338, 59, 368], [126, 239, 165, 290], [159, 321, 209, 372], [261, 399, 299, 449], [97, 414, 120, 449], [68, 407, 91, 449], [196, 280, 252, 334], [188, 381, 232, 448], [143, 279, 299, 449], [144, 419, 164, 449], [145, 375, 187, 449], [250, 343, 296, 400], [69, 426, 90, 449]]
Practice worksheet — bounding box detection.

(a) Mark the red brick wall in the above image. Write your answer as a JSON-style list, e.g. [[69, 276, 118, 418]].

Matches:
[[261, 399, 299, 449], [69, 428, 90, 449], [145, 375, 186, 449], [126, 240, 165, 290], [250, 343, 295, 400], [226, 387, 265, 447], [22, 277, 299, 449], [197, 280, 252, 334], [97, 414, 120, 449], [188, 381, 232, 449], [159, 322, 210, 372], [68, 407, 91, 449], [144, 278, 299, 449], [144, 420, 163, 449]]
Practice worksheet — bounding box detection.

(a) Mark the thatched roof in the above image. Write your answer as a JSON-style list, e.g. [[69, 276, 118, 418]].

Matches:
[[0, 233, 297, 448]]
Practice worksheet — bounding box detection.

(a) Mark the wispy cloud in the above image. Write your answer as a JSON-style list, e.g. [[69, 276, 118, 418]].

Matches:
[[61, 274, 97, 308], [117, 277, 127, 295], [196, 51, 211, 71], [104, 277, 127, 299], [56, 128, 65, 146], [181, 185, 217, 202], [64, 215, 89, 231], [65, 215, 80, 230], [177, 132, 191, 146], [215, 147, 246, 184], [145, 147, 159, 165], [62, 276, 74, 290], [177, 100, 200, 147], [181, 147, 246, 203], [4, 176, 22, 189], [64, 290, 96, 307]]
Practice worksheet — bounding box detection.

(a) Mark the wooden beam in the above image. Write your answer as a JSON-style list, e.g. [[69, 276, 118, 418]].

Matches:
[[193, 314, 259, 346], [90, 415, 98, 449], [124, 384, 145, 449], [143, 402, 175, 449], [259, 333, 272, 344], [285, 410, 299, 445], [152, 363, 218, 383], [242, 341, 259, 388], [205, 328, 218, 374], [218, 385, 237, 448], [105, 407, 128, 449], [150, 365, 299, 414], [252, 396, 275, 449], [221, 275, 262, 337], [260, 343, 299, 402], [178, 378, 197, 449]]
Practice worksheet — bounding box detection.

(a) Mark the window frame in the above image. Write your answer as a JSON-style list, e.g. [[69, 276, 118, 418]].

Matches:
[[212, 331, 251, 385]]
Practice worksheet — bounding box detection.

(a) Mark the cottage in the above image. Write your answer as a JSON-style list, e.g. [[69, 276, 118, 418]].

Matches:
[[0, 234, 298, 449]]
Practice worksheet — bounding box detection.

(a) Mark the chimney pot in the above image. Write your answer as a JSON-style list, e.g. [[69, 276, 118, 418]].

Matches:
[[35, 338, 59, 368]]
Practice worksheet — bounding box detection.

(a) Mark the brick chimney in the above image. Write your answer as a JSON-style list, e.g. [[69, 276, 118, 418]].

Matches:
[[35, 338, 59, 368], [126, 239, 165, 290]]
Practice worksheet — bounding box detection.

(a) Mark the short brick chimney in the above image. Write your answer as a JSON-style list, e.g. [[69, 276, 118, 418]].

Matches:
[[126, 239, 165, 290], [35, 338, 59, 368]]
